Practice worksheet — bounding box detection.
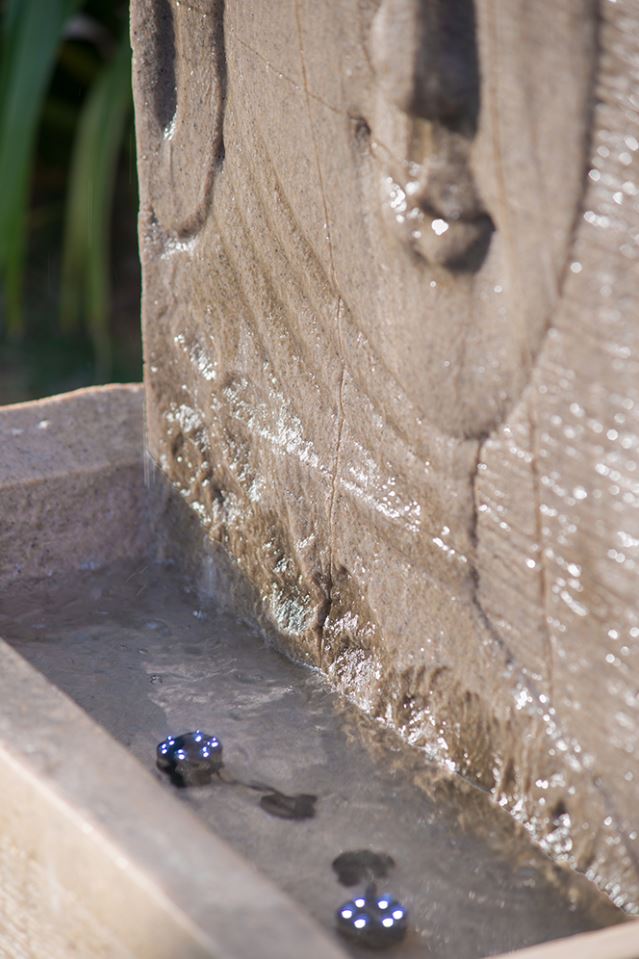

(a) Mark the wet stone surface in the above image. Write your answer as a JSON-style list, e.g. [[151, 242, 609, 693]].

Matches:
[[0, 560, 625, 958]]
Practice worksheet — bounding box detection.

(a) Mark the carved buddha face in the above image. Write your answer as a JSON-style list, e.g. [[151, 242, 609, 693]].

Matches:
[[136, 0, 598, 442], [368, 0, 597, 437]]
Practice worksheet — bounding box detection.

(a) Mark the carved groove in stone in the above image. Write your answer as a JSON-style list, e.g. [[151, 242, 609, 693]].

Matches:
[[132, 0, 226, 236]]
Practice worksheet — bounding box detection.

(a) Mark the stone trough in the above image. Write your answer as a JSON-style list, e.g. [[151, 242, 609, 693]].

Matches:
[[0, 386, 344, 959], [0, 385, 637, 958], [3, 0, 639, 954]]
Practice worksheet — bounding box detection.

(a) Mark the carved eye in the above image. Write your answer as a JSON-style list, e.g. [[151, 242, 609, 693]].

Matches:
[[147, 0, 177, 133], [371, 0, 480, 135], [132, 0, 226, 236]]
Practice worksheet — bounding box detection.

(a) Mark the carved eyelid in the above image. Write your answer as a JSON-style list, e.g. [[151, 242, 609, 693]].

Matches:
[[132, 0, 227, 237], [370, 0, 480, 134]]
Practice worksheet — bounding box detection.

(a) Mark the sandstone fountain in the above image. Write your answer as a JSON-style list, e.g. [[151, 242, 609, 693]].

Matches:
[[1, 0, 639, 956]]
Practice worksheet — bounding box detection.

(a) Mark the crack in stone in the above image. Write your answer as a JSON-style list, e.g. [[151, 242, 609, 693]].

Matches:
[[322, 309, 346, 663], [467, 431, 515, 666], [527, 390, 555, 703], [293, 0, 346, 664]]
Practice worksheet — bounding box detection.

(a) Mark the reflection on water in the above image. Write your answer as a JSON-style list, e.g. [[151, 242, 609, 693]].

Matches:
[[0, 560, 624, 958]]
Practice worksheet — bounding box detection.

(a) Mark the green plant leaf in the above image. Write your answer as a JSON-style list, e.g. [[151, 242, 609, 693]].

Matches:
[[0, 0, 83, 336], [60, 30, 132, 380]]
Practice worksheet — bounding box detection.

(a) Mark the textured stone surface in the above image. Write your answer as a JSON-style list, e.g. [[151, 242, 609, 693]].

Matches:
[[0, 385, 351, 959], [0, 385, 147, 587], [131, 0, 639, 908], [0, 640, 347, 959]]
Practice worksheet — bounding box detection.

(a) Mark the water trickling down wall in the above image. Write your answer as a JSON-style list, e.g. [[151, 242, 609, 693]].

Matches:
[[131, 0, 639, 910]]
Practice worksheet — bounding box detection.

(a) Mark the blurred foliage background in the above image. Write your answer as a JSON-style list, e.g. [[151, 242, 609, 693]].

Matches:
[[0, 0, 141, 405]]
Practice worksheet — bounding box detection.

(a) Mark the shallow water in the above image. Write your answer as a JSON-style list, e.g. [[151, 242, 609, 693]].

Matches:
[[0, 560, 623, 957]]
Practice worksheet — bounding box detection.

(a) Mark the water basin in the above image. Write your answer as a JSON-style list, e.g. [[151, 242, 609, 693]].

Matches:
[[0, 558, 623, 958]]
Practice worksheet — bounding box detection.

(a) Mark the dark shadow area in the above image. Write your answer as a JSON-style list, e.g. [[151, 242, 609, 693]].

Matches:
[[149, 0, 177, 132]]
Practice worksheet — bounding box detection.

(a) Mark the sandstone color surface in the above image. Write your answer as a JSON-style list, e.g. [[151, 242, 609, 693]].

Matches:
[[132, 0, 639, 908]]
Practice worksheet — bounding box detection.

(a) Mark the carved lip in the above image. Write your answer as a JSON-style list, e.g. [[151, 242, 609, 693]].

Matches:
[[412, 205, 495, 272], [381, 174, 495, 273]]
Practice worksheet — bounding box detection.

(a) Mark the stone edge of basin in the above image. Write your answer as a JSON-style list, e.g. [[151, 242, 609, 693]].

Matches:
[[0, 639, 348, 959], [492, 920, 639, 959], [0, 384, 348, 958], [0, 383, 149, 587], [0, 386, 635, 958]]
